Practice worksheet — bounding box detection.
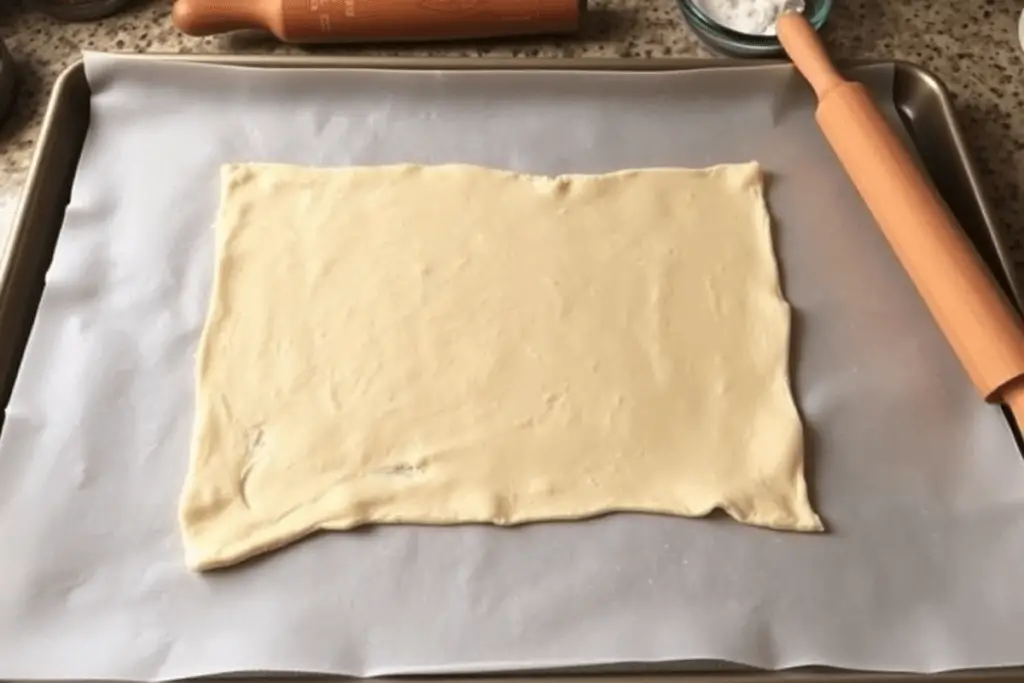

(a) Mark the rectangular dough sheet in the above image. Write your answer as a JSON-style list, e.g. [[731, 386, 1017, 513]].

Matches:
[[182, 162, 822, 571]]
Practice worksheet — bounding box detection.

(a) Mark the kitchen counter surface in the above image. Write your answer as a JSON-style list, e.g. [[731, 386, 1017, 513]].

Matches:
[[1, 0, 1022, 265]]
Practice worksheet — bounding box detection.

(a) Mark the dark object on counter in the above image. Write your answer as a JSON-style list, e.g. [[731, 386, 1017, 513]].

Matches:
[[29, 0, 133, 22], [171, 0, 584, 43], [0, 38, 14, 127]]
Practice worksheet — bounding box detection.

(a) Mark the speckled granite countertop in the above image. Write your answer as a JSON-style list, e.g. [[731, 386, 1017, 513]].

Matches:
[[0, 0, 1022, 261]]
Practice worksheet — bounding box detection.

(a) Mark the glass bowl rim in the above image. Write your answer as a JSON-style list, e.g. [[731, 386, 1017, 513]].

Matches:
[[678, 0, 834, 46]]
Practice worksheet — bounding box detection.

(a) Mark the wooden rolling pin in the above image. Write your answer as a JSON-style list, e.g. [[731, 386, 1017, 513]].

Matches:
[[776, 11, 1024, 427], [171, 0, 583, 42]]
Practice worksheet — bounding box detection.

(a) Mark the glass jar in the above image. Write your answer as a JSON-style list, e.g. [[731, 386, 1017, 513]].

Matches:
[[676, 0, 833, 57]]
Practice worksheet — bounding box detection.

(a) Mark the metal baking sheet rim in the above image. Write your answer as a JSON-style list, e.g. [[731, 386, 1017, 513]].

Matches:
[[0, 55, 1022, 683]]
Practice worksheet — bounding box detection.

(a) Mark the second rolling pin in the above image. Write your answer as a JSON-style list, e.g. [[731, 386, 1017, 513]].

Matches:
[[171, 0, 584, 43], [776, 10, 1024, 426]]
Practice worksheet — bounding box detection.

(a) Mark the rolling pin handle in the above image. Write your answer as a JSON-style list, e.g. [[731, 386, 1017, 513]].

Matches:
[[776, 12, 845, 99], [172, 0, 284, 38]]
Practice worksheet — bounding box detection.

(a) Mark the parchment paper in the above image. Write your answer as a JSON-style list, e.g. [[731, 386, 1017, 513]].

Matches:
[[1, 52, 1024, 680]]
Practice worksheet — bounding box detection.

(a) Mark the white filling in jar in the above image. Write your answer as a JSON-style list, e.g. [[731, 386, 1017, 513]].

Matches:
[[691, 0, 792, 36]]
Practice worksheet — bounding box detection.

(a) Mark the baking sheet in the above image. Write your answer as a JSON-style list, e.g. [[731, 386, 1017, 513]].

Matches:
[[2, 52, 1024, 680]]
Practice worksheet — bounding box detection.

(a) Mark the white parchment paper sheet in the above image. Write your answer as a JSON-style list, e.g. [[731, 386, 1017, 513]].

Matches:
[[1, 53, 1024, 680]]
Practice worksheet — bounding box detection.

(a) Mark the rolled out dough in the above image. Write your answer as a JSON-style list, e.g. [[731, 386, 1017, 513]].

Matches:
[[181, 162, 822, 571]]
